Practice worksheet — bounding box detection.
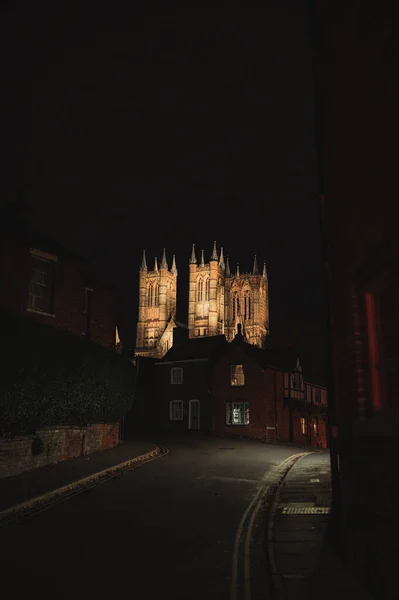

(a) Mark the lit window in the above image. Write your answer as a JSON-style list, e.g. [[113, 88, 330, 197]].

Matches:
[[171, 367, 183, 384], [315, 388, 321, 403], [170, 400, 183, 420], [313, 417, 318, 435], [28, 256, 55, 314], [300, 417, 307, 436], [226, 402, 249, 425], [230, 364, 245, 386]]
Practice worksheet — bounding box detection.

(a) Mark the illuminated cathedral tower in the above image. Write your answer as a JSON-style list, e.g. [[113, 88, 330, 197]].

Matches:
[[135, 248, 177, 358], [188, 242, 269, 347]]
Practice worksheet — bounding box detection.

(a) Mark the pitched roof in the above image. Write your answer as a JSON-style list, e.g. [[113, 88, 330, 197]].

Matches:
[[160, 334, 227, 362]]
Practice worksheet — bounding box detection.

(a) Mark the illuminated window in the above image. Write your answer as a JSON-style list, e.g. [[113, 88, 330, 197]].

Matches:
[[313, 417, 319, 435], [198, 279, 203, 302], [169, 400, 183, 420], [226, 402, 249, 425], [28, 255, 55, 314], [300, 417, 307, 436], [230, 364, 245, 386], [315, 388, 321, 403], [205, 278, 210, 301], [171, 367, 183, 384]]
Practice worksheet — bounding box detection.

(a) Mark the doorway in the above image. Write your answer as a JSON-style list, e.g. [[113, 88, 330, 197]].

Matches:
[[188, 399, 200, 430]]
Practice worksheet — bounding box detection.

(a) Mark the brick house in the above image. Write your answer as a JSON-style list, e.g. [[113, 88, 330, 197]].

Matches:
[[0, 213, 118, 350], [211, 327, 328, 447], [312, 2, 399, 596], [153, 333, 228, 432]]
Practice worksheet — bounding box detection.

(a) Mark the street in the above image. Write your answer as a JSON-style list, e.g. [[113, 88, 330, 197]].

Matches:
[[1, 436, 305, 600]]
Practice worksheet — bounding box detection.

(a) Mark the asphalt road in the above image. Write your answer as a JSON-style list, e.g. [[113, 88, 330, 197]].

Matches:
[[1, 435, 305, 600]]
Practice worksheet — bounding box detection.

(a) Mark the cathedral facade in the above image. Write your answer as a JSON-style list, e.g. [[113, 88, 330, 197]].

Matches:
[[135, 242, 269, 358]]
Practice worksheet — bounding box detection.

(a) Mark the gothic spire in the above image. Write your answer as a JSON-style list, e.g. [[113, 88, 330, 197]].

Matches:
[[252, 254, 259, 275], [161, 248, 168, 270], [263, 261, 268, 281], [140, 250, 147, 272], [200, 249, 205, 267], [236, 263, 240, 276], [171, 254, 177, 275], [211, 240, 218, 261], [189, 244, 197, 264], [218, 247, 225, 269], [154, 257, 158, 273], [226, 256, 231, 276]]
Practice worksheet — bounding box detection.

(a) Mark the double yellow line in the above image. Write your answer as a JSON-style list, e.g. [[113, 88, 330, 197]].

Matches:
[[230, 452, 310, 600]]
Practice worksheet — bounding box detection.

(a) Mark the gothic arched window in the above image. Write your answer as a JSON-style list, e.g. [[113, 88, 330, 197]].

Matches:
[[198, 279, 203, 302], [232, 291, 239, 319], [147, 283, 153, 306], [244, 291, 251, 320], [205, 278, 210, 301], [154, 283, 159, 306]]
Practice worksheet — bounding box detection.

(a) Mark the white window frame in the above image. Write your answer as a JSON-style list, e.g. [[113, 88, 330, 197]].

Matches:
[[169, 400, 183, 420], [230, 364, 245, 387], [170, 366, 183, 384], [226, 402, 249, 426]]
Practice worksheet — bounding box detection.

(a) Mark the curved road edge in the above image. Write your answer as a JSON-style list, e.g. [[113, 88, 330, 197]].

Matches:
[[0, 445, 169, 527]]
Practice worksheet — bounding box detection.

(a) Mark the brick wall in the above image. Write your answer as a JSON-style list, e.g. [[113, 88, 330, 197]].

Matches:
[[0, 233, 116, 350], [0, 423, 120, 479]]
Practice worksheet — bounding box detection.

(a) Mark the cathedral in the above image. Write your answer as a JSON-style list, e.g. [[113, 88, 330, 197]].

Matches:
[[135, 241, 269, 358]]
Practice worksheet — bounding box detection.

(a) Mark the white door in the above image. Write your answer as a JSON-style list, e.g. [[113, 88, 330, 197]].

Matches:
[[188, 399, 200, 430]]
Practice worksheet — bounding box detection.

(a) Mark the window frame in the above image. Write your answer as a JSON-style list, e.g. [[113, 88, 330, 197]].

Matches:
[[300, 416, 308, 436], [226, 401, 250, 426], [27, 252, 56, 315], [230, 364, 245, 387], [170, 366, 183, 385], [169, 400, 183, 421]]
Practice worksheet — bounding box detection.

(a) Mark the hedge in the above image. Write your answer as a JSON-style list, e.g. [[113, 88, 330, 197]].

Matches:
[[0, 311, 135, 435]]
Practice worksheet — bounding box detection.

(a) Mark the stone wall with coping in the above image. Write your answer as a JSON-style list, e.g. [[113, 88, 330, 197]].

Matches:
[[0, 422, 120, 480]]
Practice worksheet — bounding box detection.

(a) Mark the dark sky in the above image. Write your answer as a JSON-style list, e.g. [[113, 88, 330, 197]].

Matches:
[[1, 1, 326, 374]]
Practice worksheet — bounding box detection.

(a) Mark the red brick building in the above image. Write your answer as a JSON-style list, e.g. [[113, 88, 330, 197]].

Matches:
[[211, 327, 327, 447], [312, 2, 399, 596], [0, 212, 118, 350]]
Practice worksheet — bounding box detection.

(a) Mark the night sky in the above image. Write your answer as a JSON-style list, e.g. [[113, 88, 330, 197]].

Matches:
[[1, 2, 326, 376]]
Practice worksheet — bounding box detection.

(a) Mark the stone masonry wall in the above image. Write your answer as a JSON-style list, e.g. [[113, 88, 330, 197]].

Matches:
[[0, 423, 120, 479]]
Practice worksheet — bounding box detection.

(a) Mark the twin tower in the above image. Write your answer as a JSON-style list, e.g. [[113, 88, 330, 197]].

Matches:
[[135, 241, 269, 358]]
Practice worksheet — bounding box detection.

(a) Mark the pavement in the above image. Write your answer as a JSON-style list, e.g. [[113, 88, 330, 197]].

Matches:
[[267, 452, 374, 599], [0, 439, 158, 514]]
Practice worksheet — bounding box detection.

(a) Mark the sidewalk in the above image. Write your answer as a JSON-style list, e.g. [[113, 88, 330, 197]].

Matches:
[[0, 439, 158, 514], [268, 452, 373, 600]]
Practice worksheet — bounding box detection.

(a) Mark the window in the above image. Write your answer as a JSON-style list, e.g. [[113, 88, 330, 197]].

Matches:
[[232, 291, 239, 319], [205, 278, 210, 301], [300, 417, 307, 436], [154, 283, 159, 306], [313, 417, 319, 435], [230, 364, 245, 386], [226, 402, 249, 425], [171, 367, 183, 384], [197, 279, 203, 302], [147, 283, 153, 306], [315, 388, 321, 403], [170, 400, 183, 420], [292, 373, 302, 391], [28, 255, 55, 314], [244, 291, 251, 320]]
